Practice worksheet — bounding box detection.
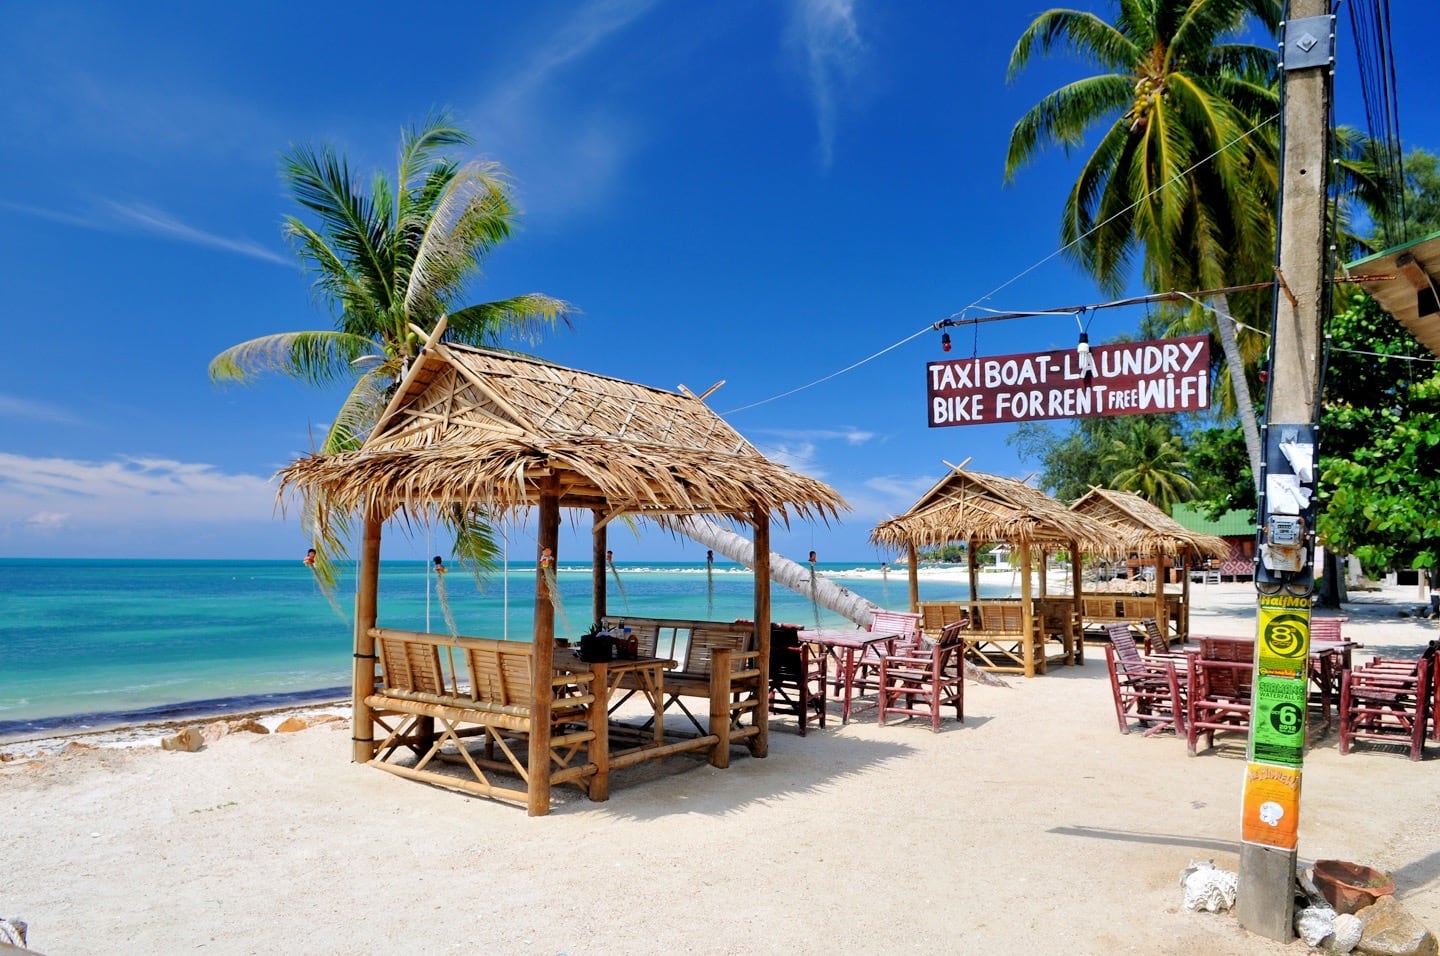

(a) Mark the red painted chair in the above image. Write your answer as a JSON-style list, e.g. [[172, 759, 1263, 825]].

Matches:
[[850, 609, 922, 698], [1186, 637, 1254, 755], [1338, 657, 1431, 761], [1103, 622, 1185, 737], [877, 622, 966, 732]]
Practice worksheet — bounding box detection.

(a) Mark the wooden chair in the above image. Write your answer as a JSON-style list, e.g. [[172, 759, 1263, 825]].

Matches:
[[851, 609, 922, 697], [1338, 657, 1431, 761], [768, 623, 826, 736], [877, 622, 966, 732], [1102, 622, 1185, 737], [1186, 637, 1254, 755]]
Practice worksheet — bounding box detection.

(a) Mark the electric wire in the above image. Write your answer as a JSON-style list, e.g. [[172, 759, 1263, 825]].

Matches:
[[723, 112, 1282, 415]]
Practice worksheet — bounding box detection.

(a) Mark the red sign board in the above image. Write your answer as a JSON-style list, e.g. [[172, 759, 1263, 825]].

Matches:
[[927, 335, 1211, 427]]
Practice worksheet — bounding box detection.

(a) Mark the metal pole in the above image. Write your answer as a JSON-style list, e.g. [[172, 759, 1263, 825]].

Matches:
[[1237, 2, 1333, 940]]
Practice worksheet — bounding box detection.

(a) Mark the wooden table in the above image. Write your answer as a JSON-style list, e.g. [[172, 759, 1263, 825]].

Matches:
[[803, 629, 899, 724], [556, 652, 674, 747], [1186, 635, 1360, 726]]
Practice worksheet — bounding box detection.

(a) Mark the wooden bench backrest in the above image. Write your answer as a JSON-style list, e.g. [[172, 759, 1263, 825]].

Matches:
[[603, 617, 756, 675], [375, 629, 535, 706], [466, 643, 535, 707], [378, 636, 447, 696], [973, 602, 1026, 632], [920, 602, 966, 634], [870, 609, 921, 640]]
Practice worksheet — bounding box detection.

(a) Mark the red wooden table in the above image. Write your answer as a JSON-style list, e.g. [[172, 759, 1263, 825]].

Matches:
[[803, 629, 899, 724]]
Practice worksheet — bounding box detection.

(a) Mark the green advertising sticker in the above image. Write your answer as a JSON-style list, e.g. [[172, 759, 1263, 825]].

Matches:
[[1258, 604, 1310, 675], [1250, 673, 1308, 768]]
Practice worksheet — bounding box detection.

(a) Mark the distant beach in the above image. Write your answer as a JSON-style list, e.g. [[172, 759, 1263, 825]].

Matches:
[[2, 558, 1042, 740]]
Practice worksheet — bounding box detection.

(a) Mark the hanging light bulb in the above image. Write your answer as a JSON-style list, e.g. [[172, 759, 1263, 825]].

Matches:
[[1076, 331, 1097, 384], [941, 332, 952, 353]]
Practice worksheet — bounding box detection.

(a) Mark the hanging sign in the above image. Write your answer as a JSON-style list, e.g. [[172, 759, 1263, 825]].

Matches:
[[1241, 763, 1302, 849], [927, 335, 1211, 426]]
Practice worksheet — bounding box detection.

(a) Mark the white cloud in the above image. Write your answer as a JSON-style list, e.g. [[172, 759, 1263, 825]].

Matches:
[[754, 440, 821, 474], [0, 453, 279, 536], [469, 0, 657, 221], [0, 198, 290, 266], [106, 202, 292, 265], [787, 0, 865, 169], [0, 393, 79, 425], [755, 426, 875, 446]]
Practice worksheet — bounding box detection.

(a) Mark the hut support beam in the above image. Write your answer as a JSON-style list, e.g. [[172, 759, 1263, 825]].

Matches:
[[1020, 541, 1036, 678], [527, 480, 559, 817], [352, 510, 383, 764], [592, 511, 607, 623], [907, 540, 919, 613], [750, 508, 771, 760]]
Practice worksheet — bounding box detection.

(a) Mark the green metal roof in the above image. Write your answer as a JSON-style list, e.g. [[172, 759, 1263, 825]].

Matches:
[[1169, 504, 1254, 537]]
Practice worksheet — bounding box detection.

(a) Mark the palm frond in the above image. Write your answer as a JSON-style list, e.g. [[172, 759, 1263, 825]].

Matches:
[[1007, 9, 1136, 79], [208, 331, 376, 387], [446, 294, 575, 347], [321, 366, 397, 455], [1005, 74, 1133, 179]]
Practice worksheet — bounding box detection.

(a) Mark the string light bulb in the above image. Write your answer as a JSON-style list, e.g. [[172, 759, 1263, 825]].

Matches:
[[941, 332, 952, 353], [1076, 331, 1097, 384]]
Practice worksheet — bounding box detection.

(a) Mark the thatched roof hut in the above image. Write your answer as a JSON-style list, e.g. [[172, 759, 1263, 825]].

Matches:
[[278, 325, 845, 815], [869, 462, 1125, 676], [1070, 488, 1230, 642], [1070, 488, 1230, 561]]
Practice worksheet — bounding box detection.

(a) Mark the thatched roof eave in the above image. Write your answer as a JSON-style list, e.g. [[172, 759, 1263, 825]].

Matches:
[[1069, 487, 1230, 559]]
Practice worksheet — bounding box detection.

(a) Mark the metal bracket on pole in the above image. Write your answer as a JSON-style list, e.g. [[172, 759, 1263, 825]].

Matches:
[[1281, 15, 1335, 71]]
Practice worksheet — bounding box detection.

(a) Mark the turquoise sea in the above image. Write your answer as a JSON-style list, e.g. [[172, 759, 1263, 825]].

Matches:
[[0, 558, 1014, 739]]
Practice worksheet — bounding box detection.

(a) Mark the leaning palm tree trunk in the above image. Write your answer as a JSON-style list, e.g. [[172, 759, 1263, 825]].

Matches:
[[676, 516, 1007, 686], [1212, 291, 1263, 494]]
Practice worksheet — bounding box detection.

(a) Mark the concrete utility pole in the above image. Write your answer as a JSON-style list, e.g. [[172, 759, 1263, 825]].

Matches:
[[1236, 0, 1334, 941]]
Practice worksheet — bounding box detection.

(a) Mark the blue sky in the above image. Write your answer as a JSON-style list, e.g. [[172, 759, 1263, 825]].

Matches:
[[1, 1, 1435, 563]]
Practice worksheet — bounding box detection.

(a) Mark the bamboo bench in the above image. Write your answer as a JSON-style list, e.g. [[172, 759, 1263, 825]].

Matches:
[[1080, 594, 1186, 642], [602, 616, 765, 757], [366, 628, 604, 808], [958, 601, 1049, 677]]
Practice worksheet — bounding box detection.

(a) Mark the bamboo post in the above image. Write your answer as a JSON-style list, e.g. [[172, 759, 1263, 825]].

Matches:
[[527, 480, 559, 817], [592, 512, 608, 623], [1069, 538, 1084, 665], [907, 540, 920, 613], [351, 510, 383, 763], [586, 661, 611, 802], [1019, 540, 1036, 677], [708, 647, 733, 768], [751, 508, 771, 759], [966, 537, 979, 602]]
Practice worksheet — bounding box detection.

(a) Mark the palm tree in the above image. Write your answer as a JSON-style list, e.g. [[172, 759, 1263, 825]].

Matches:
[[1005, 0, 1283, 488], [211, 113, 571, 582], [1102, 418, 1198, 512]]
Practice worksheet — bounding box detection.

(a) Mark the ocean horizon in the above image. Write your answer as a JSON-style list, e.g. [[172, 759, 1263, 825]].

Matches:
[[1, 557, 1029, 739]]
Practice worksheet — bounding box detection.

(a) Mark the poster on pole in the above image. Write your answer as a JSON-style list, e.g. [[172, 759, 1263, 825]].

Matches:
[[927, 335, 1210, 426], [1242, 763, 1302, 849], [1258, 594, 1310, 675], [1250, 673, 1308, 767]]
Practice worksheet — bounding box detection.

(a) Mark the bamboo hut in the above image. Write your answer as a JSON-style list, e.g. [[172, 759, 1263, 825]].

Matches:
[[869, 462, 1123, 677], [278, 325, 845, 815], [1069, 487, 1230, 642]]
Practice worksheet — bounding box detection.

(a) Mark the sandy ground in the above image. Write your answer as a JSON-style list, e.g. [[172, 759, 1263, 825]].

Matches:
[[4, 582, 1439, 955]]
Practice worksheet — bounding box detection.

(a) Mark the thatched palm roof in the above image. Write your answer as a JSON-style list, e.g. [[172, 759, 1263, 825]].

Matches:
[[278, 341, 846, 524], [869, 463, 1123, 553], [1070, 487, 1229, 559]]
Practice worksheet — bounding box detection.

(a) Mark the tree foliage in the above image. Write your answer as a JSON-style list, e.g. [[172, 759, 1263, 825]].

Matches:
[[210, 114, 571, 585], [1316, 293, 1440, 574]]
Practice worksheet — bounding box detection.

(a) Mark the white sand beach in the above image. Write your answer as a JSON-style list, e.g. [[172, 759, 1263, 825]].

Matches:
[[5, 581, 1439, 955]]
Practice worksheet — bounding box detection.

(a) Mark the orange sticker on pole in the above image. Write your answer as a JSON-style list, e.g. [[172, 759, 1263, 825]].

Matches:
[[1242, 763, 1302, 849]]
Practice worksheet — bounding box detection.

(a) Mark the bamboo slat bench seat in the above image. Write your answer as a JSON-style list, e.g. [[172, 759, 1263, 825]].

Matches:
[[601, 617, 766, 760], [956, 601, 1049, 677], [366, 628, 604, 808]]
